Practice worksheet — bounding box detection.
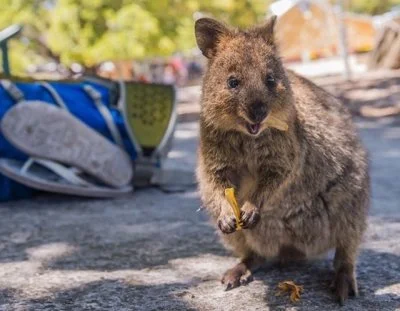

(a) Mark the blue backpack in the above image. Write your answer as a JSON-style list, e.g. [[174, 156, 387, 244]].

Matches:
[[0, 78, 138, 201]]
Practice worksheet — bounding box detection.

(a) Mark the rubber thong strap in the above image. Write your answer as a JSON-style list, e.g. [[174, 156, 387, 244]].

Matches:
[[20, 157, 95, 187]]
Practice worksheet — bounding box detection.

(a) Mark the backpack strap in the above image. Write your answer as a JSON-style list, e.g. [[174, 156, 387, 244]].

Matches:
[[39, 82, 69, 110], [83, 84, 124, 147], [0, 79, 24, 102]]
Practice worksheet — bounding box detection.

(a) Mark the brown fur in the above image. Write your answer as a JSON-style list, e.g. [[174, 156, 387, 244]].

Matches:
[[195, 16, 370, 305]]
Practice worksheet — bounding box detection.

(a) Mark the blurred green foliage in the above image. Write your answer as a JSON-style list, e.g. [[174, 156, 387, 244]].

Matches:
[[347, 0, 399, 15], [0, 0, 398, 74], [0, 0, 268, 73]]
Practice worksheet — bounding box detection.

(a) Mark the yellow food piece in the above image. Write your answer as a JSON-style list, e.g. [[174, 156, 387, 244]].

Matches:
[[276, 281, 303, 302], [224, 188, 242, 230], [266, 116, 289, 131]]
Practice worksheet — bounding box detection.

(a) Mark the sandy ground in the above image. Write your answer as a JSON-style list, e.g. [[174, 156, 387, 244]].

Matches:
[[0, 71, 399, 311]]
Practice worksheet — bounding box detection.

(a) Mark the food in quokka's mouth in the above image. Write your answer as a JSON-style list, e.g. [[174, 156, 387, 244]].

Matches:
[[266, 115, 289, 131]]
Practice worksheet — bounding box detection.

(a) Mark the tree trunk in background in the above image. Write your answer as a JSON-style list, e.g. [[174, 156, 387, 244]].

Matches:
[[338, 0, 352, 80]]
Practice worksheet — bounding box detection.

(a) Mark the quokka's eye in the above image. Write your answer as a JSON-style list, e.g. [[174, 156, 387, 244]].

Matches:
[[266, 74, 276, 87], [227, 77, 240, 89]]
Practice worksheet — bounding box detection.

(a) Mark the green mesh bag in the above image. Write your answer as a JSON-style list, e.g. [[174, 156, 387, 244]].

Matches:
[[122, 81, 177, 161]]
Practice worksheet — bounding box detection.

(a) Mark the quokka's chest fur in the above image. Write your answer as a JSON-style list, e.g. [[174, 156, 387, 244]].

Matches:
[[202, 126, 301, 203], [204, 125, 298, 170]]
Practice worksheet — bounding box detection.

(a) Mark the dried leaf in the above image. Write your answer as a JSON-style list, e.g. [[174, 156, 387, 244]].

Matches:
[[277, 281, 303, 303]]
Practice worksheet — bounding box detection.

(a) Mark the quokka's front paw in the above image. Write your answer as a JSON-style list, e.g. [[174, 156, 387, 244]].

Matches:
[[217, 213, 237, 234], [240, 203, 260, 229]]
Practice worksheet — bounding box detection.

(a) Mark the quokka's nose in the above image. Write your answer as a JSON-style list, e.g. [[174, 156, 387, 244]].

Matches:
[[248, 102, 268, 123]]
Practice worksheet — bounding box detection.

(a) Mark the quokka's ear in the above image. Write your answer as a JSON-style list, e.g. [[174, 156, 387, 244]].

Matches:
[[254, 15, 278, 45], [195, 18, 232, 59]]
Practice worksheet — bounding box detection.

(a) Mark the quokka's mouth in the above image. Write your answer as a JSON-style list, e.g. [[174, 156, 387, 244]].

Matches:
[[246, 122, 261, 135]]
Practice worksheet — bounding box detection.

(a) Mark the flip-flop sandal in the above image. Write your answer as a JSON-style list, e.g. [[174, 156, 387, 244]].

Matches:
[[0, 158, 132, 198], [1, 101, 133, 188]]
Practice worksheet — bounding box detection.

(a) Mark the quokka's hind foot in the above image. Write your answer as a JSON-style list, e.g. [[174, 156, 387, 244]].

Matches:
[[331, 246, 359, 305], [221, 263, 253, 290], [221, 255, 263, 291]]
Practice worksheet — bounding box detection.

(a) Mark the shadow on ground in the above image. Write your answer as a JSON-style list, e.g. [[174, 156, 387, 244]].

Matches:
[[0, 188, 226, 270], [260, 249, 400, 311], [0, 105, 399, 310], [322, 74, 400, 117], [0, 247, 398, 310], [1, 281, 199, 311]]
